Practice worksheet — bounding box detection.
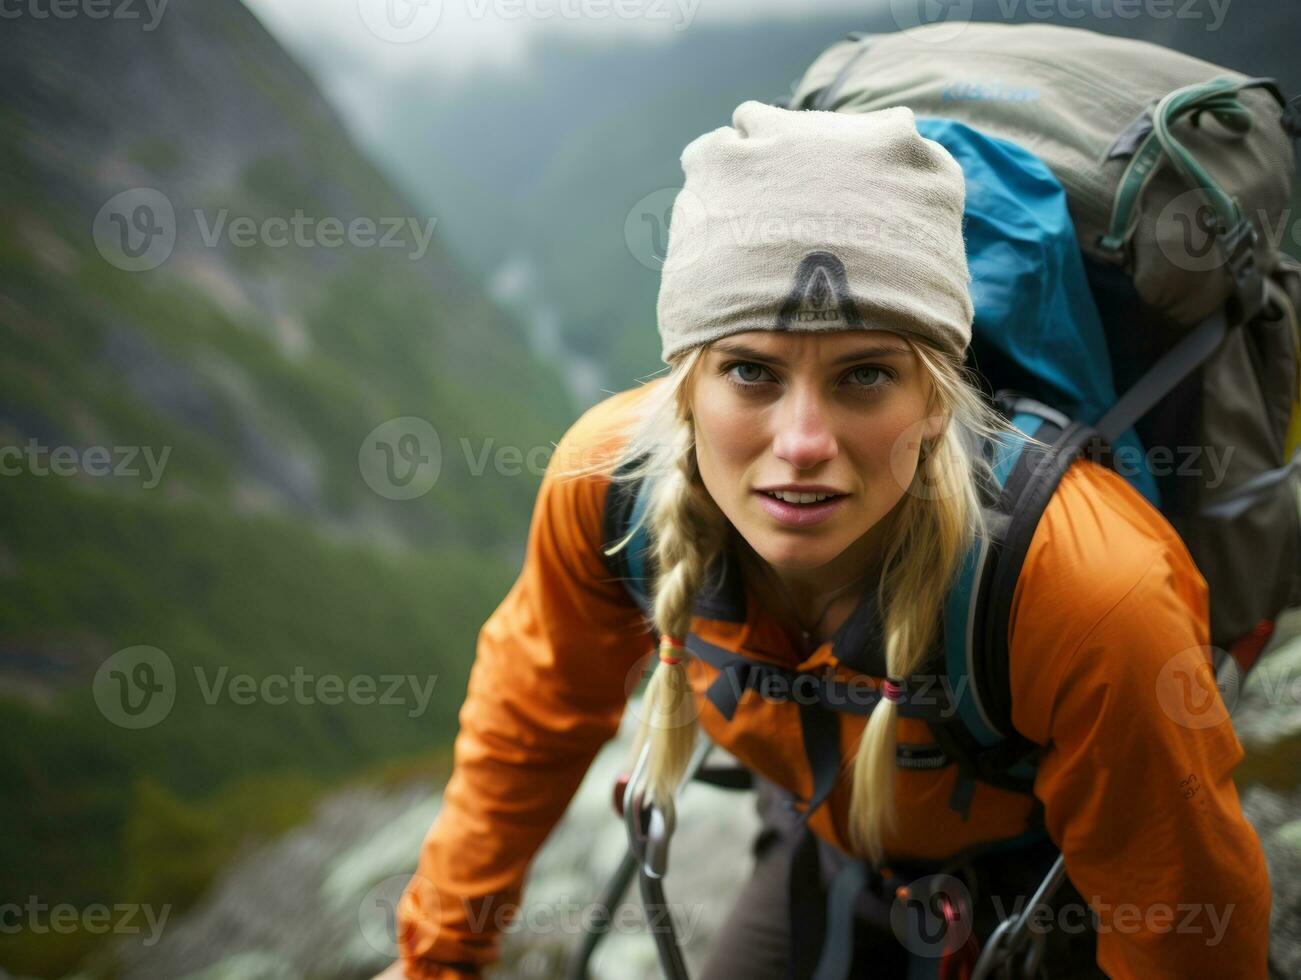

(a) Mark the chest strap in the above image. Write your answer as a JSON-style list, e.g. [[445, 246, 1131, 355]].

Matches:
[[681, 633, 1049, 980], [686, 632, 956, 725]]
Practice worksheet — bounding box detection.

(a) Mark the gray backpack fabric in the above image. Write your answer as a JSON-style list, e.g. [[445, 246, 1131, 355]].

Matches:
[[786, 22, 1296, 326], [782, 21, 1301, 668]]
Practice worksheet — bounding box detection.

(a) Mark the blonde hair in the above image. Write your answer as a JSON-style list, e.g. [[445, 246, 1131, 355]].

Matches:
[[557, 336, 1047, 867]]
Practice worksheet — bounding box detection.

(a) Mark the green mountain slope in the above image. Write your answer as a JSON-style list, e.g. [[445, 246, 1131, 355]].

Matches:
[[0, 2, 574, 974]]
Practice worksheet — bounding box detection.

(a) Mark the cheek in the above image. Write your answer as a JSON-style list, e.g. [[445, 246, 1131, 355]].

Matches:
[[694, 396, 761, 476], [855, 409, 928, 499]]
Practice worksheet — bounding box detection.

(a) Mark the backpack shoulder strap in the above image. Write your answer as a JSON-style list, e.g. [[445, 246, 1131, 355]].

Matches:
[[930, 395, 1106, 818], [600, 452, 655, 616]]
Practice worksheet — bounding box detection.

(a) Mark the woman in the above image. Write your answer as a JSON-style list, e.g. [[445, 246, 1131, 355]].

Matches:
[[381, 103, 1270, 979]]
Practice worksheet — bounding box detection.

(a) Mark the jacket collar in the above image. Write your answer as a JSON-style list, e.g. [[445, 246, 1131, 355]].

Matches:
[[692, 532, 888, 676]]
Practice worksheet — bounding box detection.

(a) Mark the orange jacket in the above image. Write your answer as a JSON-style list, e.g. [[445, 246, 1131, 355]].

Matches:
[[397, 379, 1271, 979]]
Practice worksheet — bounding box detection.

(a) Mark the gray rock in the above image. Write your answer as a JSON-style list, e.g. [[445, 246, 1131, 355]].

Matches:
[[111, 702, 759, 979]]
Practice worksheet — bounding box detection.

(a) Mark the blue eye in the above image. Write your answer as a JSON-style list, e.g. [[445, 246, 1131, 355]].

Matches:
[[726, 362, 773, 386], [721, 361, 895, 395], [849, 366, 892, 389]]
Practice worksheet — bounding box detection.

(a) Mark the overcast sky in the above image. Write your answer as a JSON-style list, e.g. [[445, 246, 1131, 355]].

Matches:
[[241, 0, 875, 80]]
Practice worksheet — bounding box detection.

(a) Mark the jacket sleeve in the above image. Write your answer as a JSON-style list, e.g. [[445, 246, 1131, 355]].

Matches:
[[396, 404, 652, 979], [1013, 536, 1272, 979]]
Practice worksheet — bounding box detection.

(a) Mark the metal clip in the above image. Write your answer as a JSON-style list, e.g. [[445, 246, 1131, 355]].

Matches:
[[971, 853, 1068, 980]]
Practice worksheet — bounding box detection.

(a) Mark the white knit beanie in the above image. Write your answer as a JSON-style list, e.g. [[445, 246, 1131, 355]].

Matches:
[[656, 100, 974, 365]]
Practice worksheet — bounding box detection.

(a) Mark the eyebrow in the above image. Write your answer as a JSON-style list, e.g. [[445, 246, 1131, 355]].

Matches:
[[711, 340, 911, 366]]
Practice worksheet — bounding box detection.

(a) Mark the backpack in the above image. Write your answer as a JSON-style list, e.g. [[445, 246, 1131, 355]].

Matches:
[[777, 21, 1301, 674], [600, 22, 1300, 980]]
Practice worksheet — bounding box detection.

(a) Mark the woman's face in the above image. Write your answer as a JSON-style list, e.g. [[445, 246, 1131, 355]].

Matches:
[[689, 329, 944, 592]]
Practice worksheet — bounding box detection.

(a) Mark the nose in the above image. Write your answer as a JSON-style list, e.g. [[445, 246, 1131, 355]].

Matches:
[[771, 383, 838, 470]]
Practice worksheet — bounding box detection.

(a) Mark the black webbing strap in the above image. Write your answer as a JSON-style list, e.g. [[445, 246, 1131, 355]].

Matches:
[[786, 700, 847, 980], [812, 33, 875, 111], [692, 765, 754, 791], [680, 632, 966, 980], [684, 633, 954, 725], [1092, 308, 1233, 446], [979, 419, 1097, 749], [811, 856, 868, 980], [774, 663, 1049, 980]]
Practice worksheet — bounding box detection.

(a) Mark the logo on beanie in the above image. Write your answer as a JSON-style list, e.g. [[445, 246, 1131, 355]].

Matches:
[[775, 251, 863, 330]]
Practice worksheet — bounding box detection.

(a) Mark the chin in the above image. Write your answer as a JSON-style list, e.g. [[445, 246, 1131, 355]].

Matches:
[[748, 533, 844, 571]]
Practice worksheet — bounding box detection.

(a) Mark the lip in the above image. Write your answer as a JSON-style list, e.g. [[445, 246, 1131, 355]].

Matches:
[[755, 483, 845, 494], [753, 489, 849, 528]]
